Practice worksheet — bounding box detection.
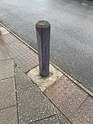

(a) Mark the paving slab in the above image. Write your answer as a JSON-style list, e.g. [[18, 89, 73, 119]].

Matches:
[[15, 68, 35, 90], [57, 111, 72, 124], [0, 106, 18, 124], [70, 96, 93, 124], [17, 86, 56, 124], [28, 64, 63, 91], [0, 78, 16, 109], [1, 42, 23, 58], [44, 75, 88, 119], [30, 115, 60, 124], [0, 59, 14, 80], [30, 111, 72, 124], [0, 33, 19, 47], [2, 41, 38, 72], [0, 47, 10, 60]]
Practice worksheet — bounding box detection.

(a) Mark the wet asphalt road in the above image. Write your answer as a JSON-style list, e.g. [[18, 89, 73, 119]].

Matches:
[[0, 0, 93, 92]]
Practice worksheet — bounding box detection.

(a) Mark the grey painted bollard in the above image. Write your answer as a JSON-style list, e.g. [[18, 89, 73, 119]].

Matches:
[[36, 20, 50, 77]]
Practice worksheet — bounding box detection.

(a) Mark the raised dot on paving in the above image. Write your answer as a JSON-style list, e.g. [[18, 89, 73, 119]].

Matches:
[[70, 96, 93, 124], [44, 75, 88, 119]]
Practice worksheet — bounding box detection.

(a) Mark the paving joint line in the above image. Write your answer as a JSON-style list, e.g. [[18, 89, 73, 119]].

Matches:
[[14, 66, 60, 123], [63, 95, 90, 124], [16, 85, 37, 92], [27, 114, 57, 124], [51, 62, 93, 97], [25, 64, 39, 74], [56, 108, 73, 124], [56, 114, 61, 124], [72, 95, 90, 113], [43, 91, 73, 124], [0, 76, 15, 81], [0, 23, 89, 124], [0, 22, 93, 98], [15, 67, 41, 90], [14, 68, 20, 124], [14, 67, 72, 124], [0, 105, 17, 112]]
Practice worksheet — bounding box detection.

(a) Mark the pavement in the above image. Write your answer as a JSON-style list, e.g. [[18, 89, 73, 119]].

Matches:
[[0, 26, 93, 124], [0, 0, 93, 92]]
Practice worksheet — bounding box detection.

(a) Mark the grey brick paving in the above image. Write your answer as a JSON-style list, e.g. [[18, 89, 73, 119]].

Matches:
[[17, 86, 56, 124], [15, 68, 35, 90], [0, 106, 18, 124], [0, 59, 14, 80], [0, 78, 16, 109], [30, 115, 60, 124]]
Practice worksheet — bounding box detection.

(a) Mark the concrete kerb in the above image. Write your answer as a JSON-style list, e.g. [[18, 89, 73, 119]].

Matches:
[[0, 22, 93, 97]]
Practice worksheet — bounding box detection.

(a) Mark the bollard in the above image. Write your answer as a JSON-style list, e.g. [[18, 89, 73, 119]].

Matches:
[[36, 20, 51, 77]]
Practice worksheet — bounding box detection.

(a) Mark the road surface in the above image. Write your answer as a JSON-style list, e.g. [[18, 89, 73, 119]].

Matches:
[[0, 0, 93, 92]]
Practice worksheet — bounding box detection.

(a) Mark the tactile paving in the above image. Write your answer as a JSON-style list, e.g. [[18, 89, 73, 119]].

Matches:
[[44, 75, 88, 118], [70, 96, 93, 124]]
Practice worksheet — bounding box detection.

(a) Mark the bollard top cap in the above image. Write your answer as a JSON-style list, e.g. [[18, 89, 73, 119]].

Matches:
[[36, 20, 50, 28]]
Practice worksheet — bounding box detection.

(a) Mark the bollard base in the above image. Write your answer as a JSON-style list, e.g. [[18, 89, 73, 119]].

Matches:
[[28, 64, 63, 91]]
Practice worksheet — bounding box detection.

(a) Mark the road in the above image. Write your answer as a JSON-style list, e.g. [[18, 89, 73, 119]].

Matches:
[[0, 0, 93, 92]]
